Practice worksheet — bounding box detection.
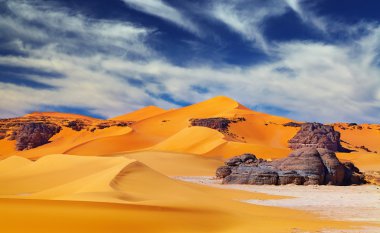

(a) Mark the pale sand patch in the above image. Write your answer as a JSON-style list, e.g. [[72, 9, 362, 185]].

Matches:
[[176, 176, 380, 232]]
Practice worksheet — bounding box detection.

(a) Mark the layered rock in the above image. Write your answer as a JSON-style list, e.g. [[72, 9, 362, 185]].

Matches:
[[288, 122, 342, 152], [189, 117, 245, 134], [190, 117, 231, 133], [217, 148, 365, 185], [282, 122, 302, 127], [0, 114, 133, 150], [15, 123, 61, 150]]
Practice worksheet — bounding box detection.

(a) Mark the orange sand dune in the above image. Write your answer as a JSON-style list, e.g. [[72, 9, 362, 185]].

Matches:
[[1, 96, 379, 173], [109, 105, 167, 121], [334, 123, 380, 153], [0, 155, 357, 233], [152, 127, 227, 155], [121, 150, 223, 176], [337, 152, 380, 172]]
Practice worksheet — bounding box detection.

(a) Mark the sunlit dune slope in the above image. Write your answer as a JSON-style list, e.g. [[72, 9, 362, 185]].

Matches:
[[334, 123, 380, 153], [0, 155, 355, 233], [1, 96, 379, 171], [121, 150, 223, 176], [109, 106, 167, 121]]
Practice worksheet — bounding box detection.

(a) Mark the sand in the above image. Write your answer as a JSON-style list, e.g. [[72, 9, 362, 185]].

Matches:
[[177, 176, 380, 232], [0, 154, 363, 233]]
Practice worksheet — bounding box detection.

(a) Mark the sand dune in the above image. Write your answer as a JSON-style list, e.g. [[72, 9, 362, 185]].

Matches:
[[0, 154, 359, 233], [2, 96, 379, 166], [109, 105, 167, 121], [122, 150, 223, 176]]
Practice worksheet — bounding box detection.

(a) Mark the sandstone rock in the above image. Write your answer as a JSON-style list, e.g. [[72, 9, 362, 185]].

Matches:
[[342, 162, 365, 185], [66, 120, 86, 131], [318, 149, 345, 185], [15, 122, 61, 150], [225, 156, 243, 166], [240, 153, 257, 163], [283, 122, 302, 127], [190, 117, 231, 133], [218, 148, 365, 186], [223, 166, 278, 185], [278, 170, 304, 185], [216, 166, 231, 178], [273, 148, 326, 185], [288, 122, 342, 152]]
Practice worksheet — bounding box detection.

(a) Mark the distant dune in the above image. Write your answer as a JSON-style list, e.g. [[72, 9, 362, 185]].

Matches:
[[0, 96, 379, 232]]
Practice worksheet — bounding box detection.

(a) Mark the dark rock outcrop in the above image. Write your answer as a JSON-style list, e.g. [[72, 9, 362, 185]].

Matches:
[[66, 120, 86, 131], [283, 122, 302, 127], [190, 117, 231, 133], [216, 166, 232, 178], [288, 122, 342, 152], [15, 122, 61, 150], [189, 117, 245, 134], [217, 148, 365, 185]]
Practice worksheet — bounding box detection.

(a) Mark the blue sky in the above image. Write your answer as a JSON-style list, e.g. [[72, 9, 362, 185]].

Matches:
[[0, 0, 380, 123]]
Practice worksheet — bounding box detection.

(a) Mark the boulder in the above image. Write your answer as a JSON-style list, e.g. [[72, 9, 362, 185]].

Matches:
[[216, 166, 231, 178], [318, 149, 345, 185], [288, 122, 342, 152], [225, 156, 243, 166]]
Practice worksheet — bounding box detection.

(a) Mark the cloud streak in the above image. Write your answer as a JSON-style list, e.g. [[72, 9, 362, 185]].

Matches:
[[209, 0, 289, 53], [121, 0, 200, 35], [0, 0, 380, 123]]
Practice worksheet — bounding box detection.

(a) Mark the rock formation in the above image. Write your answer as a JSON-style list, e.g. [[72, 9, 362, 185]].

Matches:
[[288, 122, 342, 152], [282, 122, 302, 127], [15, 122, 61, 150], [66, 120, 86, 131], [0, 114, 133, 150], [189, 117, 245, 134], [190, 117, 231, 133], [218, 148, 365, 185]]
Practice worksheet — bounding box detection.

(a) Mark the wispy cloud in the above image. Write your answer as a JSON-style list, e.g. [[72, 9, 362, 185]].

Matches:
[[284, 0, 327, 32], [0, 0, 380, 123], [209, 0, 289, 53], [121, 0, 200, 35]]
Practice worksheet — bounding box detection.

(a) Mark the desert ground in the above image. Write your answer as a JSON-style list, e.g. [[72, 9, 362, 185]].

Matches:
[[0, 96, 379, 233]]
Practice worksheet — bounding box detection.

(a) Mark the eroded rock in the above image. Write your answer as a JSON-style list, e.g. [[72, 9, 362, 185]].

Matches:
[[15, 122, 61, 150], [217, 148, 365, 185], [288, 122, 342, 152]]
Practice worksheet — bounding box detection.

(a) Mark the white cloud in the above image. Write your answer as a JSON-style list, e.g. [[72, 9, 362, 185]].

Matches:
[[0, 0, 380, 123], [121, 0, 200, 35], [209, 1, 289, 53], [284, 0, 327, 32]]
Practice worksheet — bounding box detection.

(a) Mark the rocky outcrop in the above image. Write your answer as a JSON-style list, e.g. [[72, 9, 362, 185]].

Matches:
[[15, 123, 61, 150], [217, 148, 365, 185], [190, 117, 231, 133], [216, 166, 232, 178], [189, 117, 245, 134], [0, 114, 134, 150], [66, 120, 86, 131], [288, 122, 342, 152], [283, 122, 302, 127]]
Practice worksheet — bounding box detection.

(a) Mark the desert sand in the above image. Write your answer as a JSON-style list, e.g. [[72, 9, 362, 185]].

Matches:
[[177, 176, 380, 232], [0, 96, 379, 232], [0, 154, 369, 233]]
